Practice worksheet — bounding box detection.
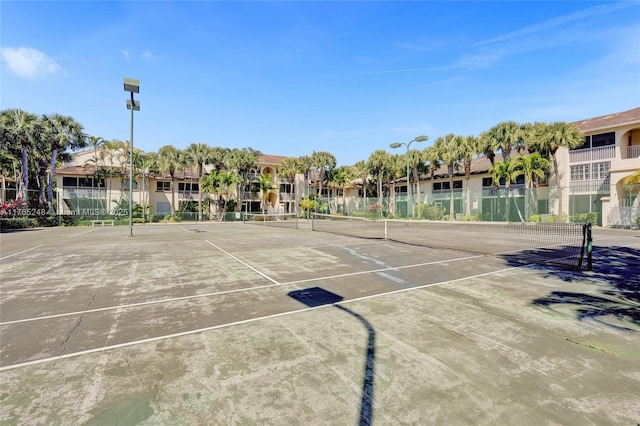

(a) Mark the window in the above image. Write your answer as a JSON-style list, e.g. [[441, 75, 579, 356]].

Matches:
[[63, 177, 78, 187], [178, 182, 199, 192], [156, 181, 170, 191], [453, 180, 463, 189], [573, 132, 615, 150], [570, 164, 590, 181], [280, 183, 293, 194], [592, 162, 610, 179], [591, 132, 615, 148], [78, 177, 93, 187], [122, 180, 138, 190], [482, 177, 494, 187]]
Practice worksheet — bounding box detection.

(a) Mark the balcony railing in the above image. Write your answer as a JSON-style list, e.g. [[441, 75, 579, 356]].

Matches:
[[569, 146, 615, 163], [628, 145, 640, 159], [569, 178, 610, 194]]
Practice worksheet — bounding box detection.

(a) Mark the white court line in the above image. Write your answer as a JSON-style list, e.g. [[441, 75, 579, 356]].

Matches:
[[68, 229, 96, 238], [0, 264, 518, 372], [0, 254, 481, 326], [0, 245, 44, 261], [205, 240, 280, 285]]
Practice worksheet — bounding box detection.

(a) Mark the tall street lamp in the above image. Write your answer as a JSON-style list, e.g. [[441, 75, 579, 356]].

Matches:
[[390, 135, 428, 218], [124, 78, 140, 237]]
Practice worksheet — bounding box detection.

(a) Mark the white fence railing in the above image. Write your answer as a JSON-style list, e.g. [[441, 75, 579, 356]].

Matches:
[[569, 146, 615, 163], [629, 145, 640, 159]]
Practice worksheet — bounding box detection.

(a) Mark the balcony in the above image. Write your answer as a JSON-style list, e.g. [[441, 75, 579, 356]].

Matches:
[[569, 178, 610, 194], [569, 146, 615, 163], [628, 145, 640, 159]]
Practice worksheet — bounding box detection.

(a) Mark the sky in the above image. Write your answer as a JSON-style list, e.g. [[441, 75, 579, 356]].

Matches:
[[2, 1, 639, 166]]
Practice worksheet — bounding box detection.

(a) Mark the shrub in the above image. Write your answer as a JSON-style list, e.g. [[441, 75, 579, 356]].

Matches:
[[571, 212, 598, 224], [461, 215, 479, 221], [528, 214, 541, 223], [418, 204, 444, 220], [0, 217, 31, 230]]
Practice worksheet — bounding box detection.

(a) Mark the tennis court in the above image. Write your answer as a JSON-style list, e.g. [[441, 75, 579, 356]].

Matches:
[[1, 221, 638, 424]]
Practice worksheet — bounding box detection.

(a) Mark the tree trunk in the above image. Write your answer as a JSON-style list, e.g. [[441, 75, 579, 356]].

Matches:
[[21, 144, 28, 201], [47, 148, 58, 213], [448, 167, 454, 221], [553, 154, 563, 221]]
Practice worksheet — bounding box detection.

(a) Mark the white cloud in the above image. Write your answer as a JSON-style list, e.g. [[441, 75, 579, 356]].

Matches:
[[1, 46, 66, 79], [120, 49, 130, 61], [141, 51, 152, 63]]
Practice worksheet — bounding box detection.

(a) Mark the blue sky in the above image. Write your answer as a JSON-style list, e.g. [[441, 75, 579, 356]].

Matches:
[[2, 1, 639, 166]]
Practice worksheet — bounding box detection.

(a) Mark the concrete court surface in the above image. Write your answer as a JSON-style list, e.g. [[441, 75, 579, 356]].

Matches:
[[0, 222, 638, 425]]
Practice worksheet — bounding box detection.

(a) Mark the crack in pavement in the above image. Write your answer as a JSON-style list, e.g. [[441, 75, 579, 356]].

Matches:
[[60, 292, 98, 355]]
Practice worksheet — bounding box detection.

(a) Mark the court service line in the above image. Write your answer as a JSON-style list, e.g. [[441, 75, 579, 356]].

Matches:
[[0, 254, 482, 326], [205, 240, 280, 285], [67, 229, 96, 238], [0, 245, 44, 261], [0, 264, 518, 372]]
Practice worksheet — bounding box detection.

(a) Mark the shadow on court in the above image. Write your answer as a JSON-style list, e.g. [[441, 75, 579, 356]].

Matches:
[[288, 287, 375, 426], [529, 245, 640, 332]]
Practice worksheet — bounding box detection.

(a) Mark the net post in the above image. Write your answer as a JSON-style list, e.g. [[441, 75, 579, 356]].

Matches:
[[586, 223, 593, 271], [384, 219, 388, 240], [311, 213, 315, 232]]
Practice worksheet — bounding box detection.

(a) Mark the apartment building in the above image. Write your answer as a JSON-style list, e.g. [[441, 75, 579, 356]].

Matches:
[[54, 148, 296, 219]]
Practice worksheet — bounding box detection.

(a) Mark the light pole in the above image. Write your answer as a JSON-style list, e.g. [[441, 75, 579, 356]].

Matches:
[[124, 78, 140, 237], [390, 135, 428, 218]]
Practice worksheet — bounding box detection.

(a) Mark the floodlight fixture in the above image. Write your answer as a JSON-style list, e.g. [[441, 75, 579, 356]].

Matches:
[[123, 78, 140, 93]]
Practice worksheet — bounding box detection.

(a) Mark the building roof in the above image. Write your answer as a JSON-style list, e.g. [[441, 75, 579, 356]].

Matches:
[[258, 154, 288, 165], [572, 107, 640, 133]]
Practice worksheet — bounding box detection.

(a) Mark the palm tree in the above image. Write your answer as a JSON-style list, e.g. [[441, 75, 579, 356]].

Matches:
[[185, 142, 212, 221], [461, 135, 480, 217], [434, 134, 463, 220], [1, 109, 41, 201], [157, 145, 183, 218], [407, 148, 427, 211], [368, 149, 392, 218], [327, 165, 355, 214], [533, 121, 584, 221], [387, 154, 405, 217], [310, 151, 337, 203], [278, 157, 301, 213], [353, 160, 369, 214], [42, 114, 86, 212], [512, 152, 550, 219], [489, 158, 524, 222], [134, 151, 157, 222], [84, 136, 105, 211], [224, 148, 261, 213], [258, 173, 275, 214], [483, 121, 522, 162], [202, 169, 237, 218]]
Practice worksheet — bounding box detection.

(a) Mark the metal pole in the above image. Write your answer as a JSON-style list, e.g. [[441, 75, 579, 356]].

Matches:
[[406, 145, 411, 218], [129, 91, 134, 237]]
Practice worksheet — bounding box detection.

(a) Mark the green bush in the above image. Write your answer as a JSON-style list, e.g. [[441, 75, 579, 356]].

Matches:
[[418, 204, 444, 220], [528, 214, 541, 223], [571, 212, 598, 224], [0, 217, 32, 230], [461, 215, 479, 221]]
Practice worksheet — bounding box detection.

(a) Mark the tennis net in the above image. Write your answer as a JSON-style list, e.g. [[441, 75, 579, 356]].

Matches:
[[243, 212, 299, 229], [311, 213, 592, 270]]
